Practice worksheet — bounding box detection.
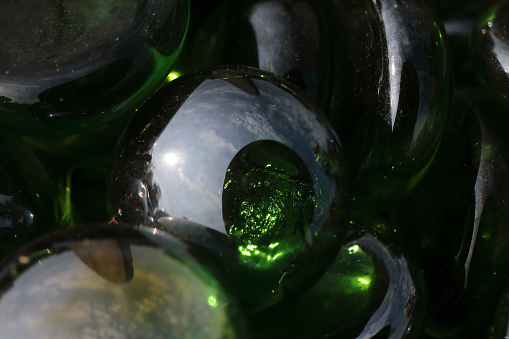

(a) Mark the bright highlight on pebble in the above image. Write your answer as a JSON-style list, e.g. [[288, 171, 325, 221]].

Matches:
[[208, 296, 218, 308], [164, 152, 181, 167], [166, 71, 181, 81]]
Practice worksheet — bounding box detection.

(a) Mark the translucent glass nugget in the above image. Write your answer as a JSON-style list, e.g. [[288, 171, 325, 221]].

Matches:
[[175, 0, 332, 112], [392, 89, 509, 338], [0, 224, 245, 339], [248, 220, 426, 339], [108, 66, 349, 310], [0, 0, 189, 136], [324, 0, 452, 211]]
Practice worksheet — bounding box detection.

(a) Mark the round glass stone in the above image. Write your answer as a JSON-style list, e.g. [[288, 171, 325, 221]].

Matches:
[[174, 0, 332, 112], [248, 225, 426, 338], [324, 0, 451, 211], [0, 224, 245, 338], [0, 0, 189, 136], [107, 65, 349, 310], [222, 140, 316, 271]]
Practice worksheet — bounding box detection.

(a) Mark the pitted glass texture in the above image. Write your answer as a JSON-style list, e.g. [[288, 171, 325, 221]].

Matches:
[[222, 140, 315, 270], [0, 0, 189, 136]]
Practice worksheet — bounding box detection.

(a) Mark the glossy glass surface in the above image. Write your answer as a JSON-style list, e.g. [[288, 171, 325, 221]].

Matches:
[[175, 0, 331, 111], [108, 66, 348, 310], [325, 0, 451, 211], [0, 0, 189, 136], [390, 89, 509, 338], [0, 224, 244, 338], [223, 140, 315, 270], [248, 224, 425, 339], [153, 216, 237, 259], [472, 0, 509, 107]]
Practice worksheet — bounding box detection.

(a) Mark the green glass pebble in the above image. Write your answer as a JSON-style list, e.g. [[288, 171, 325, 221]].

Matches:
[[107, 65, 349, 311], [0, 223, 245, 339], [174, 0, 332, 112], [248, 221, 426, 339], [432, 0, 491, 21], [0, 0, 189, 136], [390, 88, 509, 339], [323, 0, 452, 212], [436, 2, 484, 89], [222, 140, 316, 271]]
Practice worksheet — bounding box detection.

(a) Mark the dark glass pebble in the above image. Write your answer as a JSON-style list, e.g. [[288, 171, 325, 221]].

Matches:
[[107, 65, 349, 311], [390, 88, 509, 339], [323, 0, 452, 211], [175, 0, 332, 112], [491, 280, 509, 339], [248, 220, 426, 339], [0, 0, 189, 136]]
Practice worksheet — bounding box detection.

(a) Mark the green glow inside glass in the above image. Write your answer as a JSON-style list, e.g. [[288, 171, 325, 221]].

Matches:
[[247, 235, 389, 339], [222, 140, 315, 270]]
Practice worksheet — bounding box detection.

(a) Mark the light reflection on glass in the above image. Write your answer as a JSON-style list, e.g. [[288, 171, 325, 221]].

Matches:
[[149, 77, 338, 234], [348, 244, 359, 254], [0, 240, 237, 338], [357, 277, 371, 286], [162, 151, 184, 171], [166, 71, 181, 82], [248, 232, 419, 338], [377, 0, 437, 139]]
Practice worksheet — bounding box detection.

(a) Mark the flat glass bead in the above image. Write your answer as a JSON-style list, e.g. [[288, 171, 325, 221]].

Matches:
[[107, 65, 349, 311], [174, 0, 332, 112], [248, 222, 426, 339], [323, 0, 452, 211], [0, 224, 245, 338], [390, 89, 509, 338], [0, 0, 189, 136]]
